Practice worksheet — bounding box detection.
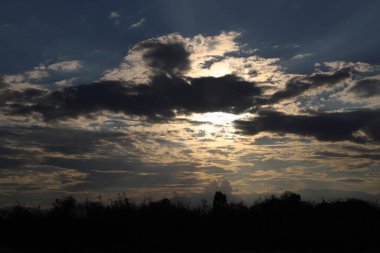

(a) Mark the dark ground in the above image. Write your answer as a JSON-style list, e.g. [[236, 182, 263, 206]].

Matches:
[[1, 191, 379, 253]]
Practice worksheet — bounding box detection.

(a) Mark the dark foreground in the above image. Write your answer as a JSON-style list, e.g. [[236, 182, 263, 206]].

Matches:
[[1, 191, 379, 253]]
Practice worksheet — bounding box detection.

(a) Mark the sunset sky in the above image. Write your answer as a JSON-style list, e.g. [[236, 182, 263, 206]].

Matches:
[[1, 0, 380, 206]]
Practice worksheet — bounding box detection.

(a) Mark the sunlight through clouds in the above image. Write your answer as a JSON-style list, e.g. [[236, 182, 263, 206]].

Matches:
[[1, 23, 380, 205], [190, 112, 242, 125]]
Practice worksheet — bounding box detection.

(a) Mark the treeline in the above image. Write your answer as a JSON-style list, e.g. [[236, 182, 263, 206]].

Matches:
[[1, 191, 379, 252]]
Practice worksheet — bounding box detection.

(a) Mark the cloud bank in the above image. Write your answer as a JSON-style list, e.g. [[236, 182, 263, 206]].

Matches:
[[1, 31, 380, 206]]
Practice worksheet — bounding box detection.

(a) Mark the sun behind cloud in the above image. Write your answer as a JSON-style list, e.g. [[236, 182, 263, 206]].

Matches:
[[207, 63, 232, 77], [191, 112, 241, 125]]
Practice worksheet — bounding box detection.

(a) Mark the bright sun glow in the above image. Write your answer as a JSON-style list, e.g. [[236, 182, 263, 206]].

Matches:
[[191, 112, 241, 125], [208, 63, 231, 77], [188, 62, 233, 78]]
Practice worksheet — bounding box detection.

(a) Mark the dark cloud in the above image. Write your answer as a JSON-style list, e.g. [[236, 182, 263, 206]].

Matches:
[[0, 125, 128, 172], [235, 109, 380, 143], [65, 163, 210, 192], [136, 40, 191, 74], [0, 124, 228, 199], [343, 145, 380, 154], [264, 67, 351, 104], [0, 40, 265, 121], [4, 74, 261, 121], [40, 157, 135, 172], [0, 125, 126, 156], [0, 40, 361, 124], [348, 78, 380, 98], [0, 77, 9, 90], [0, 88, 48, 106], [0, 157, 28, 169], [337, 178, 365, 183]]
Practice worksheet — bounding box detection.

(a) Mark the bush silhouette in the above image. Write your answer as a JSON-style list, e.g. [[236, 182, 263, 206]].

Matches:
[[51, 195, 77, 217], [280, 191, 301, 203]]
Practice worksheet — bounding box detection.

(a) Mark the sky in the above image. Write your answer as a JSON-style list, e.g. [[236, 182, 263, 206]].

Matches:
[[1, 0, 380, 206]]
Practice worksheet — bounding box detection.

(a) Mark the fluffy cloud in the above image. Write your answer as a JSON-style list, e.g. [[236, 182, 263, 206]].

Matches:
[[25, 69, 49, 80], [102, 32, 241, 83], [47, 60, 82, 72], [109, 11, 120, 19], [0, 60, 83, 91]]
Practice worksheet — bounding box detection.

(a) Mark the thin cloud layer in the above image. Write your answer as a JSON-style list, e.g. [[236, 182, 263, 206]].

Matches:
[[129, 18, 145, 29]]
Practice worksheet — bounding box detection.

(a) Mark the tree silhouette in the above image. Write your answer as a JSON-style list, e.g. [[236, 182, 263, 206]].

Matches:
[[213, 191, 228, 212], [280, 191, 301, 203]]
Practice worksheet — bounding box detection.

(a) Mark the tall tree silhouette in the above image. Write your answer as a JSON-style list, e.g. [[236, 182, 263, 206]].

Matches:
[[213, 191, 228, 212]]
